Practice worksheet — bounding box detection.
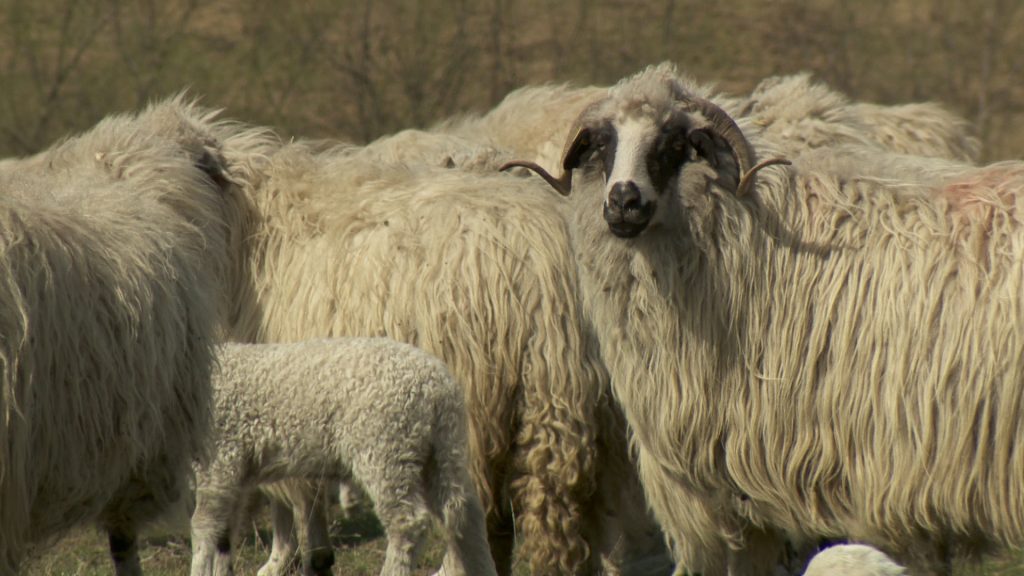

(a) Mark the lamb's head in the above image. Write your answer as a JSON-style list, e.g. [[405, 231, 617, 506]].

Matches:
[[504, 63, 787, 238]]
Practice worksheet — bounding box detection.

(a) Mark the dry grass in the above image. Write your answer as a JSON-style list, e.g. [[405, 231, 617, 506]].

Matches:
[[18, 497, 1024, 575], [19, 498, 491, 576]]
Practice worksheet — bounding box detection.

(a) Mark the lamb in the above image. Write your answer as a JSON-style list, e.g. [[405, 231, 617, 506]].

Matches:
[[507, 62, 1024, 575], [802, 545, 906, 576], [190, 338, 498, 576], [0, 96, 249, 575], [222, 139, 663, 576]]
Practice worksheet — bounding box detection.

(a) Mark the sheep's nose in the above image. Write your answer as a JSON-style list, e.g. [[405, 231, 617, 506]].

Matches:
[[608, 181, 642, 213]]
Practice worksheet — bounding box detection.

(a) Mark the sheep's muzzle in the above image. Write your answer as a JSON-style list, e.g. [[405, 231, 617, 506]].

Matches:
[[604, 180, 654, 238]]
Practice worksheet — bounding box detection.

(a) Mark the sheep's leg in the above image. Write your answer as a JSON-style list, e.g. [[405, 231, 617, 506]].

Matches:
[[726, 525, 797, 576], [294, 487, 335, 576], [584, 415, 674, 576], [257, 500, 299, 576], [485, 516, 516, 576], [191, 483, 243, 576], [107, 523, 142, 576], [894, 537, 954, 576], [365, 472, 431, 576], [102, 462, 185, 576], [436, 485, 496, 576], [337, 476, 363, 518]]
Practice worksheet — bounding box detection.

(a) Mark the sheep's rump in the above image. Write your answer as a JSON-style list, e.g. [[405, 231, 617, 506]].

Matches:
[[0, 100, 231, 571], [227, 144, 610, 574]]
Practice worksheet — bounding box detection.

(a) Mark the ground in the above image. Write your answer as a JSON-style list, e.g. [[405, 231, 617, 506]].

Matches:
[[20, 497, 522, 576], [19, 501, 1024, 575]]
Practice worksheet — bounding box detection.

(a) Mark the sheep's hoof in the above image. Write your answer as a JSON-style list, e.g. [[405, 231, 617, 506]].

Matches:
[[307, 548, 335, 575]]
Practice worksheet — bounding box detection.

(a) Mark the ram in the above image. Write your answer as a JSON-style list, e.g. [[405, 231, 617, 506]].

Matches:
[[508, 62, 1022, 576]]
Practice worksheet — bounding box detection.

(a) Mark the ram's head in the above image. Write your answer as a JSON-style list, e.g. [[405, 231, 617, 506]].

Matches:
[[503, 65, 787, 238]]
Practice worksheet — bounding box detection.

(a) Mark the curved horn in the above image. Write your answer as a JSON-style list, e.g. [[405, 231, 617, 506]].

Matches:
[[680, 96, 789, 196], [499, 121, 595, 197], [499, 160, 572, 196]]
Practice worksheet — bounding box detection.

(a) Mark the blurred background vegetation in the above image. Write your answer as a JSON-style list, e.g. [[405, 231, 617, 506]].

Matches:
[[1, 0, 1023, 160]]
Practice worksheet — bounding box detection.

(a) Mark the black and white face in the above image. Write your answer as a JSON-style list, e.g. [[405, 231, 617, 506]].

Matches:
[[564, 112, 701, 238]]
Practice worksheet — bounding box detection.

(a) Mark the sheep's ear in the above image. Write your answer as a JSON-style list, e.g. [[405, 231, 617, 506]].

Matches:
[[687, 128, 720, 168], [561, 127, 592, 172], [196, 148, 234, 190]]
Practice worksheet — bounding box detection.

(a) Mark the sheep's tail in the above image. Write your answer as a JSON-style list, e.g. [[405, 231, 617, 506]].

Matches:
[[426, 367, 498, 576]]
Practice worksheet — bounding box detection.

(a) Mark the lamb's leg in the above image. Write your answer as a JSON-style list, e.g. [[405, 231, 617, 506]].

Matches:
[[365, 473, 431, 576], [191, 483, 243, 576], [294, 486, 335, 576], [257, 499, 299, 576], [436, 485, 497, 576], [337, 476, 363, 518]]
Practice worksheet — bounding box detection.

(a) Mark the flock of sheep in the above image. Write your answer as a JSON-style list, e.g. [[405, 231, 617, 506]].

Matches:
[[0, 60, 1018, 576]]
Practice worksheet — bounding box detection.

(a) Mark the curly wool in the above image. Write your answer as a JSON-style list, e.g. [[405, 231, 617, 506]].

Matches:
[[803, 545, 906, 576], [192, 338, 496, 576]]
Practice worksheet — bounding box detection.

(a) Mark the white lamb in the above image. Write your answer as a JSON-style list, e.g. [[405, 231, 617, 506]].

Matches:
[[190, 338, 498, 576], [802, 545, 906, 576]]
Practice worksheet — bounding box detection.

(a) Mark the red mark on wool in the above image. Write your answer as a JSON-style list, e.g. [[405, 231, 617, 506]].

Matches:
[[940, 165, 1024, 217]]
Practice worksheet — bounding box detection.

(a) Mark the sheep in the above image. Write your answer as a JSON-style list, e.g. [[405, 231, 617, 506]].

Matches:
[[734, 72, 980, 162], [221, 137, 664, 576], [353, 129, 516, 171], [435, 83, 606, 174], [0, 96, 253, 575], [802, 545, 906, 576], [505, 61, 1024, 576], [190, 338, 498, 576]]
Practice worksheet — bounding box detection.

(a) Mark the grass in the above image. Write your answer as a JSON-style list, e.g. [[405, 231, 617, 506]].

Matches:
[[20, 499, 466, 576], [20, 499, 1024, 575]]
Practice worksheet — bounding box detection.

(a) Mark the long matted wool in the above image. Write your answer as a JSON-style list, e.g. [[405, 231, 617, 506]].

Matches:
[[560, 63, 1024, 576], [0, 97, 252, 572]]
